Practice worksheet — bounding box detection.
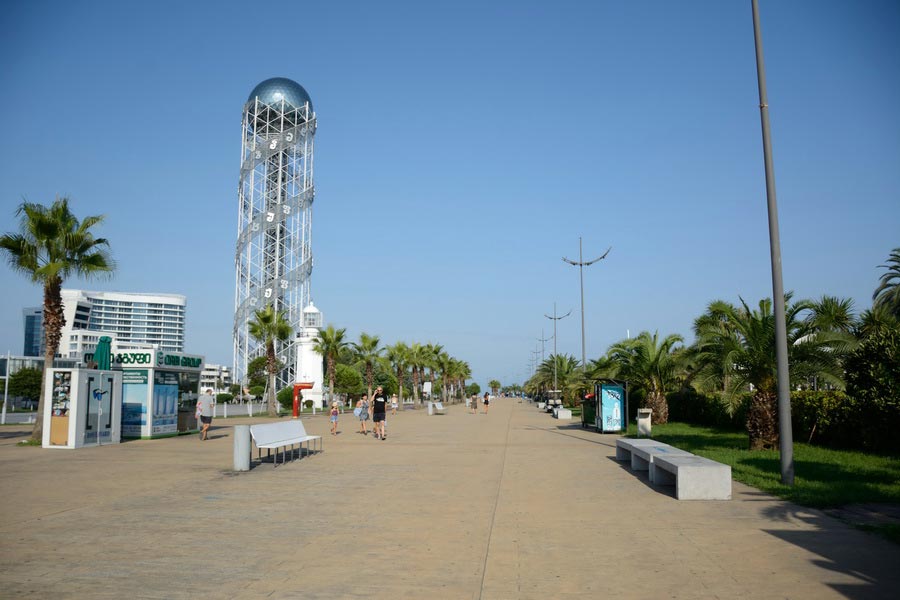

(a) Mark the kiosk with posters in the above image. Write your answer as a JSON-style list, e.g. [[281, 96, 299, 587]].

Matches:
[[595, 381, 628, 434], [42, 368, 123, 449], [108, 349, 204, 439]]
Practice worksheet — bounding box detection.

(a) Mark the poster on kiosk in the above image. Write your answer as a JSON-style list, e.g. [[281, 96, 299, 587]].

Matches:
[[596, 383, 625, 433]]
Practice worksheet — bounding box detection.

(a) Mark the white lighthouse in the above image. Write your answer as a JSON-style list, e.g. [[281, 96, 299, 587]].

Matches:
[[295, 302, 325, 409]]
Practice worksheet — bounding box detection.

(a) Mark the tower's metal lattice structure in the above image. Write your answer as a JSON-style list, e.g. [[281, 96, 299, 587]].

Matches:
[[234, 78, 316, 390]]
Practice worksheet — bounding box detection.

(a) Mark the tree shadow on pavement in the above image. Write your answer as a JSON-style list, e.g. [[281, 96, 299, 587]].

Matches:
[[759, 501, 900, 599]]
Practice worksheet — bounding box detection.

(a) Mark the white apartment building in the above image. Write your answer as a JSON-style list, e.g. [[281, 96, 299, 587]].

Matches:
[[59, 290, 186, 356], [200, 363, 232, 393]]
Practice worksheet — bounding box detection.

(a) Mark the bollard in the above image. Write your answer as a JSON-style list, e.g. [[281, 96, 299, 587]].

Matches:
[[233, 425, 250, 471], [224, 403, 228, 419]]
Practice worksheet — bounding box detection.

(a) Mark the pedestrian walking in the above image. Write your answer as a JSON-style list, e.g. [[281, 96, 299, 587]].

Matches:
[[470, 394, 478, 414], [196, 388, 215, 440], [356, 395, 370, 435], [391, 394, 399, 415], [371, 385, 387, 440], [483, 392, 490, 414], [330, 401, 339, 435]]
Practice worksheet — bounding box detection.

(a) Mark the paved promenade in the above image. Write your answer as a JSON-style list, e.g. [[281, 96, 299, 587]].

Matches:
[[1, 399, 898, 599]]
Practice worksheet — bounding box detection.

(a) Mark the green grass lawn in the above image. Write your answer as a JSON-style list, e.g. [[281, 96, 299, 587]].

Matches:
[[640, 422, 900, 509]]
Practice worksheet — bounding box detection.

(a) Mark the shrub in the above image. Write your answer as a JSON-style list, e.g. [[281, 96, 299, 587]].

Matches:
[[844, 326, 900, 454], [668, 389, 747, 430], [216, 393, 233, 403], [790, 390, 859, 448], [277, 386, 294, 411]]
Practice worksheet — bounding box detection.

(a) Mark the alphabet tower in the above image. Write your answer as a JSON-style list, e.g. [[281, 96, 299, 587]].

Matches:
[[233, 78, 316, 390]]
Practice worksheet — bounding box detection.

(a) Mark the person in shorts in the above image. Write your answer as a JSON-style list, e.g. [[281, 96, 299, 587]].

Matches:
[[196, 389, 215, 441], [483, 392, 490, 414], [330, 401, 340, 435], [371, 386, 387, 440], [391, 394, 399, 415], [356, 395, 370, 435]]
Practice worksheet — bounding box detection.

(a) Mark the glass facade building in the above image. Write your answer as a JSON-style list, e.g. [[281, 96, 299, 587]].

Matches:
[[23, 307, 43, 356]]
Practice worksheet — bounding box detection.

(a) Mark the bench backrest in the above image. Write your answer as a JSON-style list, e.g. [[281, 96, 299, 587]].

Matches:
[[434, 402, 444, 409], [250, 420, 305, 445]]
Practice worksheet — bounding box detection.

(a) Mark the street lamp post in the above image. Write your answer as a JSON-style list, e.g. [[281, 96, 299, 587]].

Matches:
[[751, 0, 793, 486], [544, 302, 571, 393], [563, 238, 610, 371], [537, 330, 551, 363]]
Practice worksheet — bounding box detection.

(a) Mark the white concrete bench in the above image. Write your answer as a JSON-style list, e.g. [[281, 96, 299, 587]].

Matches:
[[615, 438, 693, 478], [615, 438, 671, 463], [250, 420, 322, 467], [431, 401, 446, 414], [554, 407, 572, 419], [651, 455, 732, 500]]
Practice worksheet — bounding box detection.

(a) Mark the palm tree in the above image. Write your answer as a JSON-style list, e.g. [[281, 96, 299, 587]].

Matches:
[[451, 359, 471, 402], [488, 379, 501, 397], [248, 305, 293, 417], [530, 354, 580, 403], [857, 305, 900, 339], [692, 296, 846, 449], [385, 342, 409, 403], [437, 351, 453, 403], [313, 325, 348, 406], [873, 247, 900, 319], [1, 197, 114, 442], [608, 331, 684, 425], [407, 343, 426, 404], [352, 333, 384, 397], [424, 343, 444, 398], [807, 295, 857, 335]]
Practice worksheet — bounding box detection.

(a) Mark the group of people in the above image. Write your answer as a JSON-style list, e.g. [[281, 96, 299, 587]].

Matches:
[[469, 392, 491, 415], [331, 385, 396, 440], [198, 384, 489, 443]]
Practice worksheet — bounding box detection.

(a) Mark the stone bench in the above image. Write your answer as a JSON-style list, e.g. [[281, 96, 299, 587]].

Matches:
[[554, 407, 572, 419], [651, 455, 732, 500], [615, 438, 674, 466]]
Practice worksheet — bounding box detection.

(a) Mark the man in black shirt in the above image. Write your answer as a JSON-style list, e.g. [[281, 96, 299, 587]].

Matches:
[[371, 385, 387, 440]]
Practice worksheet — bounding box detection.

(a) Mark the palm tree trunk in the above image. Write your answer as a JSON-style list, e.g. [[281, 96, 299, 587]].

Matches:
[[32, 276, 65, 442], [412, 368, 420, 403], [747, 390, 778, 450], [267, 372, 277, 417], [645, 390, 669, 424], [397, 367, 404, 403], [327, 356, 336, 408], [267, 342, 278, 417]]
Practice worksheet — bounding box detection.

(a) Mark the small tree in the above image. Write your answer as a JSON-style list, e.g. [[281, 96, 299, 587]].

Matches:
[[488, 379, 501, 397], [246, 356, 268, 390], [9, 367, 43, 406], [334, 363, 364, 400], [466, 382, 481, 397]]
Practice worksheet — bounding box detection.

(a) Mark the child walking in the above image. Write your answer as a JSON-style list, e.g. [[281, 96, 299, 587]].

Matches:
[[330, 401, 339, 435]]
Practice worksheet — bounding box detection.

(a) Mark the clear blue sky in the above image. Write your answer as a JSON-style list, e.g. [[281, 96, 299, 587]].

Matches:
[[1, 0, 898, 389]]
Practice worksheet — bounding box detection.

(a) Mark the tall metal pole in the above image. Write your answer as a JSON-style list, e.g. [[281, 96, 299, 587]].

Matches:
[[563, 239, 610, 371], [544, 303, 571, 392], [751, 0, 793, 486], [1, 351, 9, 425], [537, 330, 551, 363]]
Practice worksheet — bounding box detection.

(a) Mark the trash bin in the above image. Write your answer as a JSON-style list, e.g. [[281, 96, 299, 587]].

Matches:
[[637, 408, 652, 437]]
